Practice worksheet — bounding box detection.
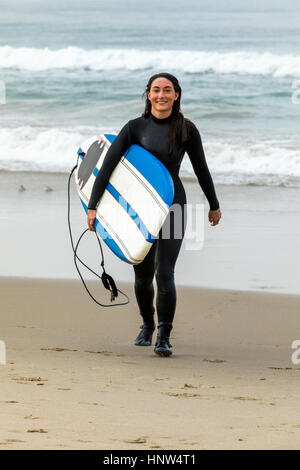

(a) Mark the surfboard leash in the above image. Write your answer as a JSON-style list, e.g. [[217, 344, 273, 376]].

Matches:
[[67, 162, 130, 307]]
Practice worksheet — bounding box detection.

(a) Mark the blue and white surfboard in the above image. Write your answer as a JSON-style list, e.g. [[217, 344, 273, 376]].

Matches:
[[75, 134, 174, 264]]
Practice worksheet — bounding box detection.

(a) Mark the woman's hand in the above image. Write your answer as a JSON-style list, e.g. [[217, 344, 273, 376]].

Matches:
[[87, 209, 96, 232], [208, 208, 222, 226]]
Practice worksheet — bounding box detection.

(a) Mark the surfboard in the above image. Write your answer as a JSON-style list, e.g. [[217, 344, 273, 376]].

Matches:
[[75, 134, 174, 264]]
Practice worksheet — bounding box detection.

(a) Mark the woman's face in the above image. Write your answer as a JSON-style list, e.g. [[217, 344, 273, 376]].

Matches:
[[147, 77, 179, 116]]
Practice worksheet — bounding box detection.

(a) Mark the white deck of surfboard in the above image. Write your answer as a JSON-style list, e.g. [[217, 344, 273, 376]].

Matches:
[[75, 135, 174, 264]]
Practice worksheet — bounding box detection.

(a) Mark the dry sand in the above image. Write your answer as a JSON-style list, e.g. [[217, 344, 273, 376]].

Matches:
[[1, 277, 300, 450]]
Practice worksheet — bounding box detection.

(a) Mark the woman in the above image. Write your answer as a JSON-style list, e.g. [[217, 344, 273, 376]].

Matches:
[[87, 72, 221, 357]]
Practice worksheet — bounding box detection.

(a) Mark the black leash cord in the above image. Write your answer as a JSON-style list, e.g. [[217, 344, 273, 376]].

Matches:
[[67, 162, 130, 307]]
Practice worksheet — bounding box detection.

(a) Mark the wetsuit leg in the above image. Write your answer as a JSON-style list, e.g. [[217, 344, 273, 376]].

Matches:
[[133, 241, 157, 323], [154, 183, 187, 324]]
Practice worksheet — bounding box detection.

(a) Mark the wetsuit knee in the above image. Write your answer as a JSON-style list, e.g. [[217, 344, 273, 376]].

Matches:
[[155, 269, 175, 294], [134, 275, 154, 289]]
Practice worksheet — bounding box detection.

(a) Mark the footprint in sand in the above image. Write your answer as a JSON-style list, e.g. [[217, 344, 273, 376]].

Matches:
[[183, 383, 202, 389], [0, 400, 19, 404], [78, 402, 104, 406], [27, 429, 48, 433], [41, 348, 78, 352], [16, 325, 35, 329], [233, 396, 260, 401], [179, 439, 199, 445], [74, 439, 93, 443], [203, 359, 226, 363], [0, 439, 25, 445], [85, 350, 124, 357], [162, 392, 202, 398], [12, 376, 47, 384], [123, 437, 148, 444]]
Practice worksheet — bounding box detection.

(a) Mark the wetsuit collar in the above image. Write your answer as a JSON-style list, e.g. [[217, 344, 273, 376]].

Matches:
[[150, 112, 172, 123]]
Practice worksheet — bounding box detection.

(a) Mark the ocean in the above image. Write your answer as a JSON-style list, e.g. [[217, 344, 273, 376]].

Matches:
[[0, 0, 299, 186]]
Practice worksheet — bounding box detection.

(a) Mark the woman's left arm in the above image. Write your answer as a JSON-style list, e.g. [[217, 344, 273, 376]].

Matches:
[[185, 122, 221, 226]]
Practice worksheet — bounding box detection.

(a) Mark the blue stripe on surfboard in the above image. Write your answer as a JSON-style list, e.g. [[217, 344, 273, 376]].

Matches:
[[80, 199, 131, 264], [82, 164, 156, 243], [107, 182, 156, 243], [104, 134, 174, 208]]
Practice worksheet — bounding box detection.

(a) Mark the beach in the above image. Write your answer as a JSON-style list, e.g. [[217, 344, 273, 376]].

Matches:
[[1, 0, 300, 451], [1, 170, 299, 294], [1, 278, 300, 450], [1, 171, 300, 450]]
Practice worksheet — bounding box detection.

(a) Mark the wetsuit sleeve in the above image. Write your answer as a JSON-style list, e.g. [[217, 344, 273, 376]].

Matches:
[[185, 122, 220, 211], [88, 122, 130, 210]]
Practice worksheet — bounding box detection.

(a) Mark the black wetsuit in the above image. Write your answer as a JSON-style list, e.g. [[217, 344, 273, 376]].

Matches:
[[88, 113, 219, 324]]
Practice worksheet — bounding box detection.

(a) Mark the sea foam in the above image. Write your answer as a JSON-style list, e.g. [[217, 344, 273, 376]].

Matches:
[[1, 46, 300, 77], [1, 126, 299, 187]]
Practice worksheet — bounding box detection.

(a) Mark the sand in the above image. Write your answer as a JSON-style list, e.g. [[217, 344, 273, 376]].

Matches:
[[0, 169, 299, 449], [1, 277, 300, 450]]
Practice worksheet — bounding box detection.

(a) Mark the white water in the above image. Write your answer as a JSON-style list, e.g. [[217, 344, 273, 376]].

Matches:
[[1, 46, 300, 77], [1, 125, 300, 187]]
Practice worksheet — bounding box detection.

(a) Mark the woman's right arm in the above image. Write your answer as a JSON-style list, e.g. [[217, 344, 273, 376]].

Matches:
[[87, 122, 130, 231], [88, 122, 130, 210]]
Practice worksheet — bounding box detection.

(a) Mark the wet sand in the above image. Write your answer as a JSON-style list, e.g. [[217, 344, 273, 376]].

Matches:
[[0, 170, 300, 294]]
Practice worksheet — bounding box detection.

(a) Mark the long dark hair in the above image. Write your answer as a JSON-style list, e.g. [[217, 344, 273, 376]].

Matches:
[[142, 72, 188, 155]]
